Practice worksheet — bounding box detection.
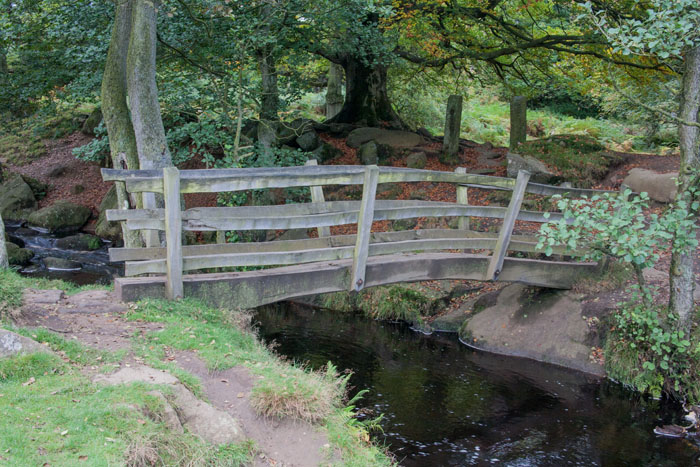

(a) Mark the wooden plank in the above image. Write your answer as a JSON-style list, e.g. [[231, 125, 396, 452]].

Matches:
[[486, 170, 531, 280], [115, 253, 599, 307], [378, 167, 517, 189], [351, 165, 379, 291], [162, 167, 183, 299], [305, 159, 331, 237], [455, 167, 470, 230]]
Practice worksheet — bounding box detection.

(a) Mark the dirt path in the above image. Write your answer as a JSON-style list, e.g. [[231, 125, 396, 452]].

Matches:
[[15, 289, 333, 467]]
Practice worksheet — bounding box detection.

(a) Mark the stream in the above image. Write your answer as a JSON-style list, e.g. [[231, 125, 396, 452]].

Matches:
[[6, 225, 699, 465], [254, 302, 700, 466]]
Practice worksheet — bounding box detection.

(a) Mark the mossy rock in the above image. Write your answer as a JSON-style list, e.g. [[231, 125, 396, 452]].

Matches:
[[0, 174, 38, 221], [514, 134, 623, 188], [55, 233, 102, 251], [28, 201, 91, 233], [95, 186, 122, 242], [20, 175, 48, 200], [5, 241, 34, 266]]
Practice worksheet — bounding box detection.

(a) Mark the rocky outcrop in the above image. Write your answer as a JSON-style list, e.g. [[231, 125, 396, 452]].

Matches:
[[28, 201, 91, 233], [460, 283, 604, 376], [0, 173, 38, 222], [506, 152, 557, 183], [622, 168, 678, 203], [1, 329, 52, 358], [346, 127, 424, 149]]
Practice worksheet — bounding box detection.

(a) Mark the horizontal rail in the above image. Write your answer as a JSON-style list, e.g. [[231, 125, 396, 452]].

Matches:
[[110, 229, 563, 262], [123, 235, 567, 276]]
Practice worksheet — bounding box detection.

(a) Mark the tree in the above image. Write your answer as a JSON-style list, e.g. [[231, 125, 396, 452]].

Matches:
[[585, 0, 700, 329], [0, 210, 7, 269]]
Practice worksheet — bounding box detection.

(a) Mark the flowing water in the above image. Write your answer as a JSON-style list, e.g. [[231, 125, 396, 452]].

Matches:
[[6, 224, 121, 285], [254, 302, 700, 466]]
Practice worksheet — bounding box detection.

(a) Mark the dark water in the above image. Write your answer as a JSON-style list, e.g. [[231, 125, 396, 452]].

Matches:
[[254, 303, 700, 466], [6, 224, 120, 285]]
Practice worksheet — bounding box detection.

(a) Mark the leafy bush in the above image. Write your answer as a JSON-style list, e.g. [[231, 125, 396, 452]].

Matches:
[[73, 121, 109, 163]]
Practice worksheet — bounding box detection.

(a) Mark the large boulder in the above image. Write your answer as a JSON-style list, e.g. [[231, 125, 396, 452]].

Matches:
[[296, 130, 320, 151], [311, 142, 342, 163], [0, 173, 38, 222], [43, 257, 82, 270], [28, 201, 91, 233], [406, 152, 427, 169], [346, 127, 424, 149], [55, 233, 102, 251], [506, 152, 557, 183], [276, 118, 314, 145], [622, 168, 678, 203], [1, 330, 52, 358], [81, 107, 102, 136], [95, 186, 122, 241], [5, 242, 34, 266]]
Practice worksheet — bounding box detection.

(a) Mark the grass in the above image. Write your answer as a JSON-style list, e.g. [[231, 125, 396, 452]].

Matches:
[[126, 298, 394, 465]]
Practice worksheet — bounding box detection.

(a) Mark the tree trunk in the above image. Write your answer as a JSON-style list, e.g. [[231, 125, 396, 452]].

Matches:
[[257, 46, 279, 122], [670, 45, 700, 330], [101, 0, 141, 248], [127, 0, 172, 171], [127, 0, 173, 247], [325, 62, 344, 119], [0, 211, 8, 269], [331, 57, 403, 128], [0, 48, 7, 74]]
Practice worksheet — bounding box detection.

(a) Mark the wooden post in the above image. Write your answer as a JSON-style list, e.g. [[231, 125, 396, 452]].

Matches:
[[486, 170, 531, 280], [454, 167, 470, 230], [441, 95, 463, 165], [163, 167, 183, 299], [351, 165, 378, 292], [509, 95, 527, 150], [305, 159, 331, 237]]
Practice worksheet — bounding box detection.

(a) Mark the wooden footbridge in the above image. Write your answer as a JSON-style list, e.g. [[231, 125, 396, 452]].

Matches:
[[102, 162, 614, 309]]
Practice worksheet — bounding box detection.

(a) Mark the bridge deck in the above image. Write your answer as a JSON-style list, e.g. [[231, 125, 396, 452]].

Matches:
[[114, 253, 598, 309]]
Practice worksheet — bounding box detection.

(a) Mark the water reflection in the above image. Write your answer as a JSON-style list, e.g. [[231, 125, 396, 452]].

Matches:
[[254, 302, 700, 466]]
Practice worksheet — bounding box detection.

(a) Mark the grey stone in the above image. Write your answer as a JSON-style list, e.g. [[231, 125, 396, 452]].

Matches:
[[358, 141, 378, 165], [311, 142, 342, 163], [406, 152, 427, 169], [56, 233, 102, 251], [296, 130, 320, 151], [0, 173, 38, 222], [328, 123, 355, 137], [95, 186, 122, 242], [146, 391, 184, 434], [443, 95, 463, 160], [0, 329, 51, 358], [43, 257, 81, 271], [6, 242, 34, 266], [622, 168, 678, 203], [81, 107, 102, 136], [507, 152, 557, 183], [27, 201, 91, 233], [24, 288, 64, 305], [510, 96, 527, 149], [346, 127, 423, 149]]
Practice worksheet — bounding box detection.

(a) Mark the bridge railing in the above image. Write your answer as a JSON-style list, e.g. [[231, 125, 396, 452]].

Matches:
[[102, 163, 618, 299]]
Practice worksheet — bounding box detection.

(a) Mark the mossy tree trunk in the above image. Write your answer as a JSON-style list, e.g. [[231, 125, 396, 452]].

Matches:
[[257, 46, 279, 122], [325, 62, 344, 119], [0, 211, 7, 269], [331, 56, 402, 128], [670, 45, 700, 330], [126, 0, 173, 246], [101, 0, 141, 248], [0, 48, 7, 74]]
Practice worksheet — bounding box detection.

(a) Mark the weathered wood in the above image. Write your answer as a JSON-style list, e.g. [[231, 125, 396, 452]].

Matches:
[[487, 170, 531, 280], [455, 167, 470, 230], [305, 159, 331, 237], [464, 181, 620, 198], [115, 253, 599, 307], [351, 165, 379, 292], [162, 167, 183, 299], [110, 228, 557, 262]]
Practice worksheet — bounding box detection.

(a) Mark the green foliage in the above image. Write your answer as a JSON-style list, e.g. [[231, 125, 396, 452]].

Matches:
[[72, 121, 109, 163]]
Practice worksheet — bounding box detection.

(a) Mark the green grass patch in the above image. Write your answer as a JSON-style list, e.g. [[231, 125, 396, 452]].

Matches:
[[516, 135, 623, 187], [127, 298, 395, 465]]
